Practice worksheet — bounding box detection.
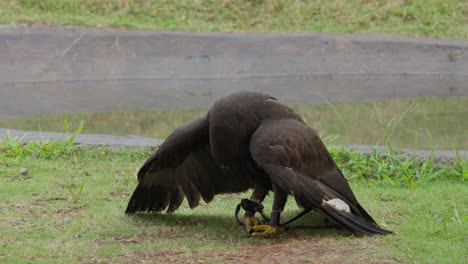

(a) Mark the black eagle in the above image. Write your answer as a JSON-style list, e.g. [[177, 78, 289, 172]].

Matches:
[[125, 91, 391, 236]]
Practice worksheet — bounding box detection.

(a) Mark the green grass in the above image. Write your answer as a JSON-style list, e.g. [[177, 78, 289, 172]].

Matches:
[[0, 136, 466, 263], [0, 0, 467, 38]]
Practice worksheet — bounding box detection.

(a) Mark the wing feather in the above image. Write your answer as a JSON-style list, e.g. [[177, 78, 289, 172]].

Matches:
[[126, 115, 223, 213], [250, 119, 390, 234]]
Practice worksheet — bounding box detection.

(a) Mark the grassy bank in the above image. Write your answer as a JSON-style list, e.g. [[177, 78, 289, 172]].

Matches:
[[1, 0, 467, 38], [0, 136, 466, 263]]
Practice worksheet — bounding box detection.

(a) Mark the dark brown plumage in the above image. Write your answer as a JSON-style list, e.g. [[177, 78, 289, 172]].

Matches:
[[126, 91, 391, 235]]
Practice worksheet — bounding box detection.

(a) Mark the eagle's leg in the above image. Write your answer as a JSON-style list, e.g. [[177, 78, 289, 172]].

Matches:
[[250, 184, 287, 237], [243, 184, 269, 232]]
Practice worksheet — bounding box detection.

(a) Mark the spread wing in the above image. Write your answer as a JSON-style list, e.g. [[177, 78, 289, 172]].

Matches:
[[126, 115, 225, 213], [250, 119, 391, 235]]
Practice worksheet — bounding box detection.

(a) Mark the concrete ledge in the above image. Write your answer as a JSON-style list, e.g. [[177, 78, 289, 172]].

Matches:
[[0, 128, 161, 149], [1, 25, 467, 117], [1, 128, 465, 161]]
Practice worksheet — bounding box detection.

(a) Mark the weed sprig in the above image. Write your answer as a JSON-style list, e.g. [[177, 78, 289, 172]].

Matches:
[[0, 120, 84, 159]]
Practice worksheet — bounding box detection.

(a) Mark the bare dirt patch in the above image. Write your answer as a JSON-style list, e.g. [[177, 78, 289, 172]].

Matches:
[[93, 229, 184, 246], [201, 235, 400, 264], [80, 249, 197, 264], [101, 232, 400, 263], [126, 249, 196, 263]]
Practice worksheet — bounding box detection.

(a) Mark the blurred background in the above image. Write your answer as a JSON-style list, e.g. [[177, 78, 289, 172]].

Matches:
[[0, 0, 466, 150]]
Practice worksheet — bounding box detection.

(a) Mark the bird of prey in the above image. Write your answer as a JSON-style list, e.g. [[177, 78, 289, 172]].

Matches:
[[125, 91, 392, 237]]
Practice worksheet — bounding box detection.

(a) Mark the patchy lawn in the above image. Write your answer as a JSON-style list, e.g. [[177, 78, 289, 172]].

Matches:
[[0, 141, 465, 263], [1, 0, 467, 38]]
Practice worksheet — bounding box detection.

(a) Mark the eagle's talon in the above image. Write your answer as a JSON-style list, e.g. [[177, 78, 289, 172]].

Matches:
[[243, 216, 259, 233], [250, 224, 285, 237]]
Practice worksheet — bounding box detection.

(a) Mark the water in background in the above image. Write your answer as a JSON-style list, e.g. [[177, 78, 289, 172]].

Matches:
[[0, 97, 466, 150]]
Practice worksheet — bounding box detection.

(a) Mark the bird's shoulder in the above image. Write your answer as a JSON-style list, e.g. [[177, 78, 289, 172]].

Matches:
[[251, 119, 331, 169]]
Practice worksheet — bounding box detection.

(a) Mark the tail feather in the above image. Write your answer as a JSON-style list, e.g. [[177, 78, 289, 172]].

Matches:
[[355, 202, 378, 225], [318, 203, 393, 235]]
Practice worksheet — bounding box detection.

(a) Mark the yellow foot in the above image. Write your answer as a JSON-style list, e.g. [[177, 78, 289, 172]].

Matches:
[[243, 216, 258, 233], [249, 224, 285, 238]]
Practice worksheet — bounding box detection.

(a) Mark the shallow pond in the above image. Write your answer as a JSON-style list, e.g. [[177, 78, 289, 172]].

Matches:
[[0, 97, 466, 150]]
